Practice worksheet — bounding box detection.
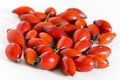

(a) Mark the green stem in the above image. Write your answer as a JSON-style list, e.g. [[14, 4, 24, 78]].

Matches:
[[45, 13, 51, 22], [54, 24, 62, 27]]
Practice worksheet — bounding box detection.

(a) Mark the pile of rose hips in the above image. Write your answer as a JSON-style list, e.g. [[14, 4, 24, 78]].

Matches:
[[5, 6, 116, 76]]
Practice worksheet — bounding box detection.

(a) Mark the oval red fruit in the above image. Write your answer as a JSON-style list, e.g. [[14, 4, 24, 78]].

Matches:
[[75, 55, 95, 72], [60, 56, 76, 76], [88, 45, 111, 58], [5, 43, 22, 62], [24, 48, 38, 65], [7, 29, 25, 47], [39, 52, 60, 70]]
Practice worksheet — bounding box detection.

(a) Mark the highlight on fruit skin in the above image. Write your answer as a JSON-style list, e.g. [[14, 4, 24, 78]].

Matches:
[[5, 43, 22, 62], [5, 6, 117, 76], [12, 6, 35, 16], [7, 29, 25, 47]]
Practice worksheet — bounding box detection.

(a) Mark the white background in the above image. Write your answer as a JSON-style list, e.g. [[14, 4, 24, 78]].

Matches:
[[0, 0, 120, 80]]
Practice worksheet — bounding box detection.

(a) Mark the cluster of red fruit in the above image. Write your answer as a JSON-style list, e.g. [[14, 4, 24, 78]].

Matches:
[[5, 6, 116, 76]]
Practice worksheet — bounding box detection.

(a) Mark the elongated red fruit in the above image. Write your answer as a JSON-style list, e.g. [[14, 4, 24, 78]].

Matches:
[[88, 45, 111, 58], [24, 48, 38, 65], [44, 26, 67, 40], [98, 32, 116, 44], [60, 56, 76, 76], [94, 19, 112, 33], [7, 29, 25, 47], [75, 55, 95, 72], [57, 36, 73, 50], [16, 21, 31, 34], [13, 6, 35, 16]]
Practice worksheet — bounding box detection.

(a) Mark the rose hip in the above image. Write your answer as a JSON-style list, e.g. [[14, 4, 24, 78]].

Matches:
[[24, 48, 38, 65], [5, 43, 22, 62], [7, 29, 25, 47], [60, 56, 76, 76], [5, 6, 116, 76]]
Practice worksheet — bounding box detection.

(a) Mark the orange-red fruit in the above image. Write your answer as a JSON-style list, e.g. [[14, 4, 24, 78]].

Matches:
[[48, 16, 68, 25], [20, 14, 40, 25], [60, 56, 76, 76], [12, 6, 35, 16], [59, 10, 81, 23], [94, 19, 112, 33], [75, 55, 95, 72], [33, 12, 46, 21], [58, 23, 77, 35], [57, 36, 73, 50], [39, 52, 60, 70], [66, 8, 87, 18], [45, 7, 56, 17], [25, 30, 38, 40], [91, 55, 109, 68], [7, 29, 25, 47], [60, 48, 82, 58], [39, 32, 54, 45], [74, 40, 93, 53], [16, 21, 31, 34], [26, 38, 48, 48], [98, 32, 116, 44], [33, 22, 54, 32], [5, 43, 22, 62], [34, 45, 53, 56], [44, 26, 68, 40], [24, 48, 38, 65], [75, 18, 87, 28], [73, 28, 91, 42], [88, 45, 111, 58], [88, 24, 100, 36]]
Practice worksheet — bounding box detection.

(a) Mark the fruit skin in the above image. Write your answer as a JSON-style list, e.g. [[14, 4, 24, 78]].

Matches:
[[48, 16, 68, 25], [59, 7, 87, 23], [16, 21, 31, 34], [88, 24, 100, 41], [60, 48, 82, 58], [90, 55, 109, 68], [73, 28, 91, 42], [12, 6, 35, 16], [75, 18, 87, 28], [7, 29, 25, 47], [39, 52, 60, 70], [39, 32, 54, 45], [33, 22, 54, 32], [57, 36, 73, 50], [66, 8, 87, 19], [33, 12, 46, 21], [26, 38, 48, 48], [5, 43, 22, 62], [58, 23, 77, 35], [75, 55, 95, 72], [25, 30, 38, 40], [45, 7, 56, 17], [24, 48, 38, 65], [20, 13, 40, 25], [94, 19, 112, 33], [88, 45, 111, 58], [34, 45, 53, 56], [98, 32, 116, 45], [44, 26, 68, 40], [74, 40, 93, 53], [60, 56, 76, 76], [59, 10, 81, 23]]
